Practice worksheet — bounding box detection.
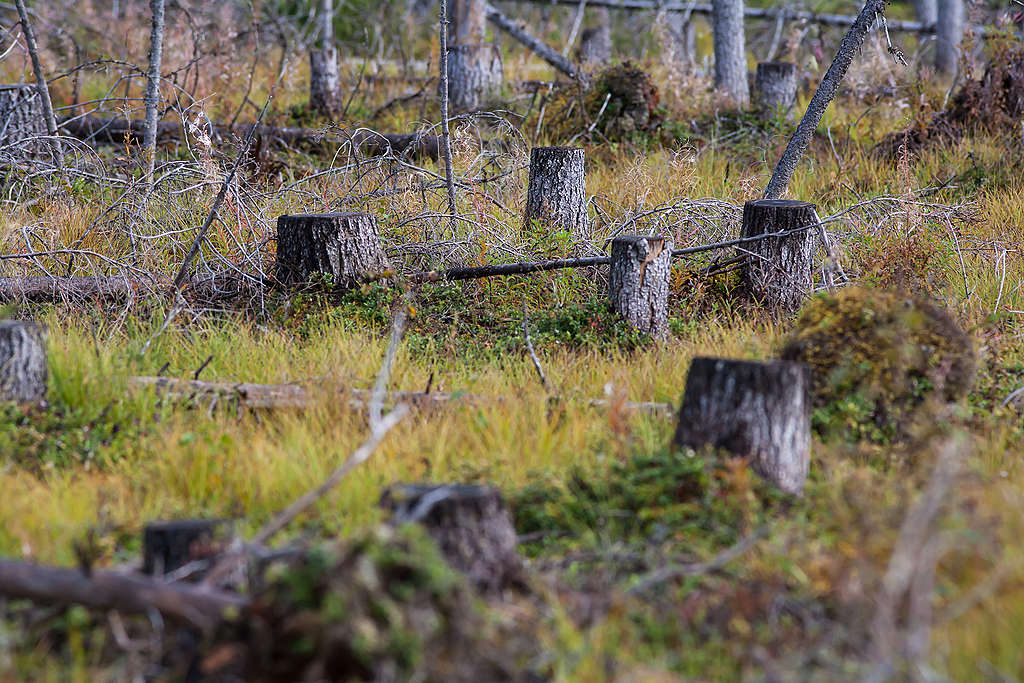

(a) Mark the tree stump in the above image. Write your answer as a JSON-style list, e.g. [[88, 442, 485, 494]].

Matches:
[[0, 320, 46, 403], [608, 235, 673, 339], [754, 62, 798, 121], [309, 47, 341, 118], [712, 0, 750, 106], [275, 213, 391, 289], [380, 484, 522, 593], [143, 519, 228, 576], [523, 146, 588, 241], [738, 199, 817, 314], [0, 85, 44, 149], [673, 357, 811, 495], [579, 7, 611, 65], [446, 43, 503, 112], [935, 0, 965, 76]]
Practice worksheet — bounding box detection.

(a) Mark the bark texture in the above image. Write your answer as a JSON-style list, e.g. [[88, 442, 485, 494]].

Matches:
[[914, 0, 937, 26], [447, 43, 503, 111], [143, 519, 227, 576], [275, 213, 391, 289], [0, 320, 46, 403], [754, 61, 797, 120], [380, 484, 522, 593], [935, 0, 964, 76], [738, 199, 816, 314], [524, 146, 588, 241], [608, 235, 673, 339], [580, 8, 612, 65], [673, 356, 811, 495], [12, 0, 60, 161], [309, 47, 341, 118], [142, 0, 165, 187], [453, 0, 487, 42], [0, 85, 44, 148], [712, 0, 750, 106]]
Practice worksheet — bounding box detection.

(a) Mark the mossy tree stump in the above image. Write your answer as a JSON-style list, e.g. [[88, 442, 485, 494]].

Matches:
[[524, 146, 588, 241], [739, 199, 817, 314], [608, 235, 673, 339], [0, 85, 44, 149], [275, 212, 391, 289], [674, 357, 811, 495], [0, 320, 46, 403], [754, 62, 798, 121], [380, 483, 522, 594]]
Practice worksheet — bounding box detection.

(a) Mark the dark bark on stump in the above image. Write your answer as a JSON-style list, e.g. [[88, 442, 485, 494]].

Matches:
[[275, 213, 391, 289], [674, 357, 811, 494], [754, 62, 797, 121], [738, 199, 816, 314], [446, 43, 503, 111], [143, 519, 227, 576], [524, 146, 588, 241], [579, 8, 612, 65], [380, 484, 522, 593], [608, 235, 673, 339], [0, 320, 46, 403], [0, 85, 45, 149]]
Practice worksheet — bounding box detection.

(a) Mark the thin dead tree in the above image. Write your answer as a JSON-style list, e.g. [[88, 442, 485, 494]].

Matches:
[[142, 0, 165, 194], [310, 0, 341, 117], [13, 0, 62, 167], [439, 0, 459, 229]]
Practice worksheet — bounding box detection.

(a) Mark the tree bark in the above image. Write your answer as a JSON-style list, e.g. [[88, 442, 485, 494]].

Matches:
[[754, 61, 798, 121], [275, 213, 391, 289], [0, 320, 46, 403], [935, 0, 964, 76], [143, 519, 229, 577], [738, 199, 816, 314], [0, 85, 45, 149], [523, 146, 588, 241], [914, 0, 937, 27], [712, 0, 750, 106], [579, 7, 612, 65], [608, 235, 673, 339], [439, 0, 459, 225], [142, 0, 165, 190], [12, 0, 61, 164], [310, 0, 340, 118], [380, 484, 522, 593], [447, 44, 503, 111], [673, 357, 811, 495]]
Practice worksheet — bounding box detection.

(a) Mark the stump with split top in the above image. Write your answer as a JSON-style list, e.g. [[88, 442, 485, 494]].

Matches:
[[674, 357, 811, 495], [380, 484, 522, 593], [608, 235, 673, 339], [524, 146, 588, 242], [0, 320, 46, 403], [739, 199, 817, 314], [754, 62, 798, 121], [275, 212, 391, 289]]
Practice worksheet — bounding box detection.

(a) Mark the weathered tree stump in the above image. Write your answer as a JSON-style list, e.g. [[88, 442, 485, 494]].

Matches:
[[935, 0, 965, 76], [738, 199, 817, 314], [275, 212, 391, 289], [0, 320, 46, 403], [579, 7, 612, 65], [0, 85, 44, 149], [712, 0, 750, 106], [309, 47, 341, 118], [608, 235, 673, 339], [523, 146, 588, 241], [754, 62, 798, 121], [673, 357, 811, 495], [143, 519, 228, 576], [447, 44, 504, 112], [380, 484, 522, 593]]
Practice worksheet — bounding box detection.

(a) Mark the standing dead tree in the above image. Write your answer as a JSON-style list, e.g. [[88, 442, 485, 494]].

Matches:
[[142, 0, 165, 193], [935, 0, 965, 76], [448, 0, 503, 111], [310, 0, 341, 117], [712, 0, 750, 106]]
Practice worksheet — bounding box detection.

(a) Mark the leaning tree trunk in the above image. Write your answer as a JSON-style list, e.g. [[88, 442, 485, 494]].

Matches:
[[738, 199, 817, 314], [579, 7, 612, 65], [310, 0, 340, 118], [275, 213, 391, 289], [754, 61, 797, 122], [143, 519, 228, 577], [935, 0, 964, 76], [712, 0, 749, 107], [674, 357, 811, 495], [0, 85, 44, 149], [608, 235, 673, 339], [380, 483, 522, 594], [0, 320, 47, 403], [447, 0, 502, 111], [523, 146, 588, 242]]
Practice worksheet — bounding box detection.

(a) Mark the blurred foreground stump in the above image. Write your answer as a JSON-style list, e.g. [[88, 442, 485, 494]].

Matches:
[[275, 212, 391, 289], [380, 484, 522, 593], [674, 357, 811, 494], [608, 235, 673, 339], [0, 84, 44, 149], [143, 519, 229, 577], [754, 62, 798, 121], [524, 146, 588, 242], [0, 320, 46, 403], [739, 199, 817, 314]]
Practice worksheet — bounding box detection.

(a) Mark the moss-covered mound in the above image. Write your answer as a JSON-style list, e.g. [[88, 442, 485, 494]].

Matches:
[[781, 287, 976, 442]]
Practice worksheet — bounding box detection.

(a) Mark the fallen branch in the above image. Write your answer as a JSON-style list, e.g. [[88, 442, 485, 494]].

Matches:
[[483, 3, 590, 84]]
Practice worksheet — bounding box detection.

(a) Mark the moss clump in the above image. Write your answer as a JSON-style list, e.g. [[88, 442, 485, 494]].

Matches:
[[781, 287, 976, 442]]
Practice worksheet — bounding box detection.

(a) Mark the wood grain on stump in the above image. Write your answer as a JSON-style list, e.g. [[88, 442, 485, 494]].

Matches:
[[524, 146, 588, 241], [380, 483, 522, 593], [275, 212, 390, 289], [143, 519, 227, 576], [446, 43, 503, 111], [608, 235, 673, 339], [739, 199, 817, 314], [0, 320, 46, 403], [754, 62, 798, 121], [674, 357, 811, 494], [0, 85, 44, 149]]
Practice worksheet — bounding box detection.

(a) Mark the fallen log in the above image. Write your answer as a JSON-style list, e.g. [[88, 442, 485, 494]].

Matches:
[[0, 273, 261, 305], [483, 3, 589, 84]]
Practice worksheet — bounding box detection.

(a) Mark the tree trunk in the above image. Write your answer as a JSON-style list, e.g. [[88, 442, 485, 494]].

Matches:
[[310, 0, 340, 118], [447, 44, 503, 111], [12, 0, 61, 164], [935, 0, 964, 76], [712, 0, 749, 106], [142, 0, 165, 191], [275, 213, 391, 289], [914, 0, 937, 26], [380, 484, 522, 593], [754, 61, 797, 121], [143, 519, 228, 577], [608, 235, 673, 339], [738, 199, 816, 314], [0, 85, 45, 149], [673, 356, 811, 495], [664, 13, 697, 68], [483, 2, 589, 85], [523, 146, 588, 241], [579, 7, 612, 65], [0, 320, 46, 403]]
